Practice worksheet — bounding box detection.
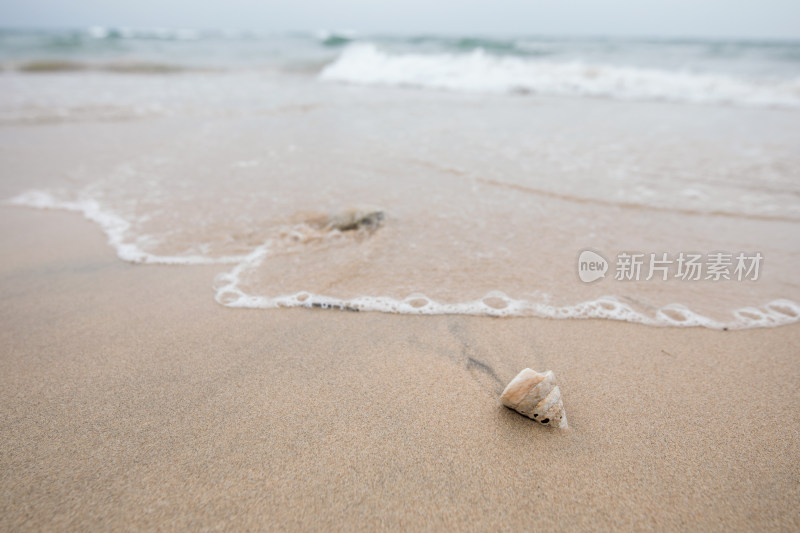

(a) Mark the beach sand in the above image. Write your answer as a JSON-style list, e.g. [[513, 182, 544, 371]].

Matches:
[[1, 205, 798, 531]]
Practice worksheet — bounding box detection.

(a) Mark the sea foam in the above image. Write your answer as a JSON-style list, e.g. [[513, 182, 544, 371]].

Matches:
[[10, 189, 800, 330], [211, 234, 800, 330], [8, 190, 246, 265], [320, 44, 800, 108]]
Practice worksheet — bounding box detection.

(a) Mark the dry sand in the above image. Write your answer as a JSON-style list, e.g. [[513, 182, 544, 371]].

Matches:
[[1, 206, 798, 531]]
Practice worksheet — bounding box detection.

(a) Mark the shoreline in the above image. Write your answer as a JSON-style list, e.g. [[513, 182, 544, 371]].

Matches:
[[9, 196, 797, 330], [1, 205, 799, 530]]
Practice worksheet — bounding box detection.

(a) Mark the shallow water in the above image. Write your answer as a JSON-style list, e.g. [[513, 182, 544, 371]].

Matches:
[[3, 30, 799, 328]]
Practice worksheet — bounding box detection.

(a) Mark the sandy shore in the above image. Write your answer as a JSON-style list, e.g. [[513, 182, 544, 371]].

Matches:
[[1, 205, 798, 531]]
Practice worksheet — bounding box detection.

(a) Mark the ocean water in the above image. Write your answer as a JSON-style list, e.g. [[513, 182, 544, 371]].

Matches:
[[2, 28, 800, 328]]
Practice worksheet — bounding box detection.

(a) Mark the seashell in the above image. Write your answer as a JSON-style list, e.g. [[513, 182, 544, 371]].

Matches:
[[500, 368, 568, 428]]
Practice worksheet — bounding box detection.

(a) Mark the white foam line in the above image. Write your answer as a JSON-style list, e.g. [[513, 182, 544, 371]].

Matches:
[[10, 189, 800, 330], [8, 190, 248, 265], [214, 252, 800, 330]]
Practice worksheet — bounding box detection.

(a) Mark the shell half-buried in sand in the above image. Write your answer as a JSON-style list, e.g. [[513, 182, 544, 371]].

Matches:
[[325, 206, 385, 232], [500, 368, 568, 428]]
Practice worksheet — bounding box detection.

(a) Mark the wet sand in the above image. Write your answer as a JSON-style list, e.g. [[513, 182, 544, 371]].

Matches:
[[1, 206, 798, 531]]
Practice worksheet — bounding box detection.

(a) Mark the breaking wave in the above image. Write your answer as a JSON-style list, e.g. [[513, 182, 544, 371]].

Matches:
[[320, 44, 800, 107]]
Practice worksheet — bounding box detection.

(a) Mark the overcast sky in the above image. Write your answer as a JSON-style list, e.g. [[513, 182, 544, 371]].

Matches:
[[1, 0, 798, 39]]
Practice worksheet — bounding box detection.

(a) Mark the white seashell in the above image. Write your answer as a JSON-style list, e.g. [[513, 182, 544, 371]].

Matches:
[[500, 368, 568, 428]]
